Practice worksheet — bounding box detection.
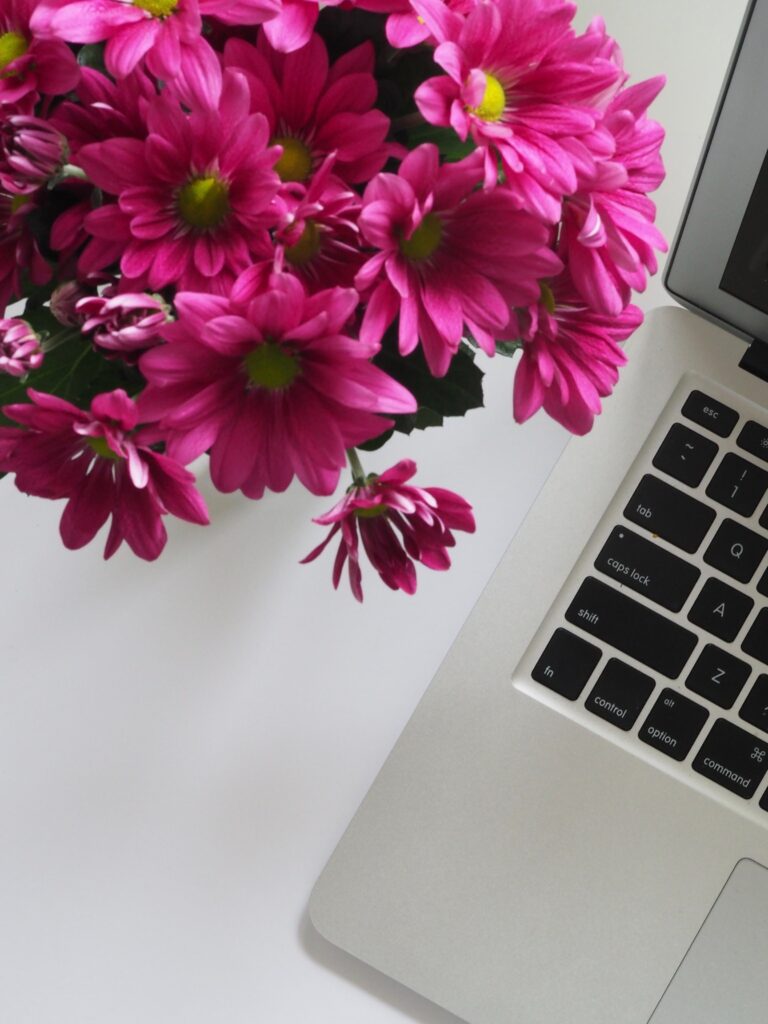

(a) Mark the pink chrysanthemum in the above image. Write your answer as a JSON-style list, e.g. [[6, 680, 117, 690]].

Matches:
[[413, 0, 622, 218], [512, 278, 641, 434], [356, 144, 562, 377], [0, 0, 79, 108], [76, 71, 281, 295], [560, 76, 667, 315], [137, 273, 417, 498], [0, 317, 42, 376], [301, 458, 476, 601], [355, 0, 474, 49], [0, 388, 209, 560], [245, 156, 363, 292], [31, 0, 221, 112], [51, 67, 157, 157], [223, 33, 391, 186]]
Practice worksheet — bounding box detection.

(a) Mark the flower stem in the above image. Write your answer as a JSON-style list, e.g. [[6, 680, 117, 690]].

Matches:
[[41, 327, 83, 352], [347, 447, 366, 484], [60, 163, 88, 181]]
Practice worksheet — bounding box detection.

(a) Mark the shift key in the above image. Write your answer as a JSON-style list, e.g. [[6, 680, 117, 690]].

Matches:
[[565, 577, 698, 678], [624, 474, 716, 553], [595, 527, 701, 612]]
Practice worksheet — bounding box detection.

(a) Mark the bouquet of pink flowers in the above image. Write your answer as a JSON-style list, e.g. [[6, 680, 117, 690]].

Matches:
[[0, 0, 665, 599]]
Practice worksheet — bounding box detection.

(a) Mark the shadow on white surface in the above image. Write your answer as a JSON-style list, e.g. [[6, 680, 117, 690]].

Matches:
[[299, 909, 466, 1024]]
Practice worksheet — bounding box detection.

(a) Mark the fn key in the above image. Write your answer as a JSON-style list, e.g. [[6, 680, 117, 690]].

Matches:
[[532, 628, 601, 700]]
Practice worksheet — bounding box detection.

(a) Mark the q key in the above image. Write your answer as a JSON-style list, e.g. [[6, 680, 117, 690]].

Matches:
[[704, 519, 768, 584]]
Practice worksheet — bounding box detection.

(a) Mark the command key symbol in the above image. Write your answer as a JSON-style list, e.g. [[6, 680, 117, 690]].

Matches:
[[751, 746, 766, 763]]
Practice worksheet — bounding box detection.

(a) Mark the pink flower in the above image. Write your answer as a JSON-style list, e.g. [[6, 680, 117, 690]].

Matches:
[[0, 0, 79, 108], [50, 280, 92, 326], [0, 115, 68, 194], [560, 77, 667, 315], [76, 71, 281, 294], [301, 458, 475, 601], [356, 144, 562, 377], [51, 67, 157, 157], [78, 291, 170, 355], [512, 278, 641, 434], [223, 33, 391, 185], [198, 0, 280, 25], [31, 0, 221, 112], [138, 273, 417, 498], [0, 388, 209, 560], [259, 0, 345, 53], [413, 0, 621, 218], [0, 317, 42, 376]]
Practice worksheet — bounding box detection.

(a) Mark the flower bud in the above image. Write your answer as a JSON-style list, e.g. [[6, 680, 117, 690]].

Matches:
[[50, 280, 91, 327], [0, 318, 43, 377], [77, 292, 170, 355], [0, 116, 69, 194]]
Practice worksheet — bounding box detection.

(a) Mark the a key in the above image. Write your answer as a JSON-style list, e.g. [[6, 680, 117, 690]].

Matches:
[[624, 475, 716, 554], [584, 659, 655, 731], [682, 391, 738, 438], [693, 719, 768, 798], [639, 689, 709, 762], [685, 644, 751, 709], [652, 423, 718, 488], [687, 577, 754, 643], [531, 628, 601, 700], [594, 526, 700, 612], [706, 453, 768, 517], [565, 577, 697, 678], [738, 675, 768, 735], [742, 609, 768, 666], [737, 420, 768, 464], [703, 518, 768, 584]]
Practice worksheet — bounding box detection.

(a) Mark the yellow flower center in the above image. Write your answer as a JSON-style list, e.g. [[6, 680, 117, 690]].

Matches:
[[0, 31, 27, 73], [273, 136, 313, 183], [244, 342, 300, 390], [399, 212, 443, 262], [86, 436, 120, 460], [469, 73, 506, 122], [284, 220, 321, 266], [540, 282, 556, 315], [177, 176, 230, 230], [354, 503, 390, 518], [133, 0, 178, 16], [10, 193, 28, 215]]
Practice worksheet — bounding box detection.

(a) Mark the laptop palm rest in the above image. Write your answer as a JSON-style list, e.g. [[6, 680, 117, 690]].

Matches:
[[649, 858, 768, 1023]]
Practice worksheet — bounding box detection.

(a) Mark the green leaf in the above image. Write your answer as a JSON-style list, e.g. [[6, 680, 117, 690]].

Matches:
[[402, 122, 476, 162], [77, 43, 107, 74], [0, 333, 143, 426], [496, 339, 523, 358], [22, 304, 63, 340], [373, 331, 484, 440], [358, 427, 395, 452]]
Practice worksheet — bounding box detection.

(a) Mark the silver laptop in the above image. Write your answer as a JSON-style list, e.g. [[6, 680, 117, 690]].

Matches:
[[309, 2, 768, 1021]]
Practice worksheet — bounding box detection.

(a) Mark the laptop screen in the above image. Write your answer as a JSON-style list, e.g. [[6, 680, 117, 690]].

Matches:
[[665, 0, 768, 343]]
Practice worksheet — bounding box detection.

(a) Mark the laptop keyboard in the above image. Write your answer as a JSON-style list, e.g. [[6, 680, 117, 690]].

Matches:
[[521, 380, 768, 818]]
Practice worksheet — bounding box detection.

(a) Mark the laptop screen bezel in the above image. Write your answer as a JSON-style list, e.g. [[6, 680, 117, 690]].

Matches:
[[664, 0, 768, 345]]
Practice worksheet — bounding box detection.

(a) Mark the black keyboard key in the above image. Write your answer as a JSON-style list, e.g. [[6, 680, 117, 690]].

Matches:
[[685, 644, 751, 709], [682, 391, 738, 438], [652, 424, 718, 488], [687, 578, 754, 642], [584, 659, 655, 731], [624, 475, 716, 554], [743, 609, 768, 665], [757, 567, 768, 598], [565, 577, 697, 678], [704, 518, 768, 583], [739, 674, 768, 735], [640, 689, 709, 761], [759, 504, 768, 532], [693, 719, 768, 798], [737, 420, 768, 463], [760, 788, 768, 812], [594, 526, 700, 612], [706, 453, 768, 517], [531, 628, 601, 700]]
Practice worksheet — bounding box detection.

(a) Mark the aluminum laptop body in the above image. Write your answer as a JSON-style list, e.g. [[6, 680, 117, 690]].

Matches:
[[310, 3, 768, 1021]]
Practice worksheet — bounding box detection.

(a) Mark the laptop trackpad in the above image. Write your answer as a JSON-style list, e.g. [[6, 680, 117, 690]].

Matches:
[[649, 858, 768, 1023]]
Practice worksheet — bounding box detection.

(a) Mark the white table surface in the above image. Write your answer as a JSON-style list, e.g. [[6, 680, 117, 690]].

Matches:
[[0, 3, 748, 1021]]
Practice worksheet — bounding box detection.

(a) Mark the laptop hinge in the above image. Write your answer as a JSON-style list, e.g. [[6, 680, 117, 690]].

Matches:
[[739, 337, 768, 384]]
